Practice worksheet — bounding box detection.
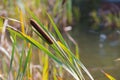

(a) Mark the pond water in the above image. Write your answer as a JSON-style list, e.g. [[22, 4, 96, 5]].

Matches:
[[70, 27, 120, 80]]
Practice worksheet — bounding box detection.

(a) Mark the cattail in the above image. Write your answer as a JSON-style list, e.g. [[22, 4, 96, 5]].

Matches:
[[30, 19, 53, 44]]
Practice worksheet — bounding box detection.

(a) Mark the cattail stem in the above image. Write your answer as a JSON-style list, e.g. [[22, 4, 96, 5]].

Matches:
[[30, 19, 53, 44]]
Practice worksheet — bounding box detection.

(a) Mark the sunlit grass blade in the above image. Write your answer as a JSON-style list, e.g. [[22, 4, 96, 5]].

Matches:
[[7, 26, 62, 65], [7, 15, 94, 79], [73, 59, 85, 80], [8, 22, 81, 80], [54, 42, 80, 79], [22, 45, 32, 80], [75, 58, 94, 80], [0, 19, 11, 59], [9, 34, 16, 71], [47, 13, 68, 48], [101, 70, 116, 80], [58, 41, 93, 80], [29, 18, 93, 80], [0, 18, 3, 32], [42, 54, 49, 80], [0, 16, 20, 23], [1, 19, 8, 44], [26, 8, 44, 28], [20, 9, 25, 33], [65, 32, 79, 59], [75, 44, 79, 59], [57, 41, 72, 61], [16, 44, 25, 80], [0, 46, 11, 60], [53, 67, 57, 80], [1, 30, 17, 79], [26, 8, 53, 40], [30, 19, 69, 64], [57, 41, 85, 80]]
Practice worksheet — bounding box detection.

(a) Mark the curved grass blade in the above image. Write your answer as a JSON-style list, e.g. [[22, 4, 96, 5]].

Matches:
[[101, 70, 116, 80], [16, 44, 25, 80], [9, 34, 16, 71], [47, 13, 68, 48], [66, 0, 72, 23], [7, 26, 62, 65], [42, 54, 49, 80], [21, 45, 32, 80], [57, 41, 85, 80], [57, 41, 94, 80], [20, 9, 25, 33], [29, 18, 93, 80]]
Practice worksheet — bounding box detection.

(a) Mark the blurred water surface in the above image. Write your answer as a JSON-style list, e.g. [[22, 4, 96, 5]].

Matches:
[[70, 27, 120, 80]]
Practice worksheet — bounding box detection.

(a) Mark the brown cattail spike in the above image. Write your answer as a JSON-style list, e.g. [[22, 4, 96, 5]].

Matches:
[[30, 19, 53, 44]]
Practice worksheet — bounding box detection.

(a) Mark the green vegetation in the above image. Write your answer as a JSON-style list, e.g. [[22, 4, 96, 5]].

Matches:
[[0, 0, 119, 80], [7, 12, 93, 80]]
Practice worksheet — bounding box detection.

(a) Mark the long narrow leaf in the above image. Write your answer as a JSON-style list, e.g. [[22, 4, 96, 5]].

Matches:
[[9, 34, 16, 71], [20, 9, 25, 33], [101, 70, 116, 80], [47, 13, 68, 48], [22, 45, 32, 77], [7, 27, 62, 65]]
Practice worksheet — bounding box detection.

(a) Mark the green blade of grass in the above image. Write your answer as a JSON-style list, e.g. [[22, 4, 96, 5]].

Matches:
[[21, 45, 32, 80], [52, 41, 81, 79], [42, 54, 49, 80], [57, 41, 85, 80], [47, 13, 68, 48], [8, 24, 81, 80], [75, 58, 94, 80], [20, 9, 25, 33], [26, 8, 45, 30], [28, 18, 93, 80], [27, 9, 54, 43], [53, 66, 57, 80], [8, 34, 16, 80], [16, 44, 25, 80], [57, 41, 94, 80], [7, 26, 62, 66], [66, 0, 72, 23], [101, 70, 116, 80], [0, 18, 3, 32], [9, 34, 16, 71]]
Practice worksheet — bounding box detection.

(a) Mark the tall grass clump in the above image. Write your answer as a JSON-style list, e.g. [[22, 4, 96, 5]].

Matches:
[[1, 0, 95, 80], [7, 10, 94, 80]]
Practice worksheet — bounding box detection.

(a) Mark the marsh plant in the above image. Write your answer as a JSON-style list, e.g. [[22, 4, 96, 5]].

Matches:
[[0, 0, 118, 80], [6, 9, 94, 80]]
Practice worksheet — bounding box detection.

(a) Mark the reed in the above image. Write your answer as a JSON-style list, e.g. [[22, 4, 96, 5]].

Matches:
[[7, 11, 94, 80]]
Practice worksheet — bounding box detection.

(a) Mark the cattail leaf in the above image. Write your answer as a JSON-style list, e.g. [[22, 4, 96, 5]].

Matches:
[[101, 70, 116, 80], [20, 9, 25, 33], [47, 13, 68, 48], [7, 26, 62, 65]]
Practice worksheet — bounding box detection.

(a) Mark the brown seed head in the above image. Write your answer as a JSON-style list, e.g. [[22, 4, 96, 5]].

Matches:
[[30, 19, 53, 44]]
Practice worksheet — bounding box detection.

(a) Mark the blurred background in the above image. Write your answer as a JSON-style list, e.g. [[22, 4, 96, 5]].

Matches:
[[0, 0, 120, 80], [72, 0, 120, 79]]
